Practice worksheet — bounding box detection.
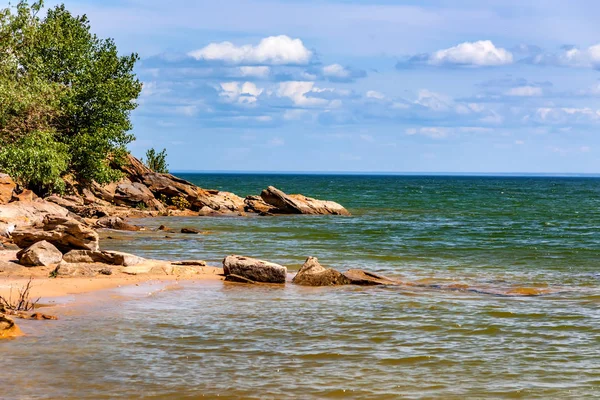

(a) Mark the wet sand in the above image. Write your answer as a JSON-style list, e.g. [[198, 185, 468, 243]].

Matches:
[[0, 250, 224, 301]]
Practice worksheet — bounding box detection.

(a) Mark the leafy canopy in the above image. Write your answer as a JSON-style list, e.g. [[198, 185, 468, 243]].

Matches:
[[0, 0, 142, 191]]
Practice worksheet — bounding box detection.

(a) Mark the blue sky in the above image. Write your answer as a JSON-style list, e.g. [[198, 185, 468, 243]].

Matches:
[[7, 0, 600, 173]]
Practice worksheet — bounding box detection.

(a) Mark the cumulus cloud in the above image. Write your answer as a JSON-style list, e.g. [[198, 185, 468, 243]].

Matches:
[[278, 81, 340, 107], [533, 107, 600, 124], [405, 40, 513, 67], [505, 86, 543, 96], [366, 90, 386, 100], [188, 35, 313, 65], [219, 82, 263, 104]]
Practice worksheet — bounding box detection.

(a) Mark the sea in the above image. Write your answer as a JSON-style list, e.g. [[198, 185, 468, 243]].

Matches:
[[3, 174, 600, 399]]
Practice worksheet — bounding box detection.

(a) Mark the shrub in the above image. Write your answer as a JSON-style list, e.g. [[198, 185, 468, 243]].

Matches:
[[172, 196, 190, 210], [0, 130, 69, 194], [143, 148, 169, 174]]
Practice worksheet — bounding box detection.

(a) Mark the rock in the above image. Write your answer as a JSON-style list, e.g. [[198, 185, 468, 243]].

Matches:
[[225, 274, 256, 284], [0, 200, 69, 227], [11, 189, 37, 202], [171, 260, 207, 266], [0, 174, 16, 204], [122, 265, 152, 275], [292, 257, 351, 286], [52, 262, 97, 277], [260, 186, 350, 216], [0, 315, 22, 338], [244, 195, 274, 214], [62, 250, 145, 266], [16, 241, 63, 267], [0, 222, 16, 238], [157, 225, 172, 231], [26, 313, 58, 320], [45, 195, 84, 211], [95, 216, 141, 231], [99, 268, 113, 275], [222, 255, 287, 284], [114, 182, 165, 211], [12, 215, 99, 253], [343, 269, 400, 286], [181, 227, 201, 234]]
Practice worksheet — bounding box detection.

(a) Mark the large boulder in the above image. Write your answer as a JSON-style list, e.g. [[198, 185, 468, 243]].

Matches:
[[222, 255, 287, 284], [62, 250, 145, 266], [260, 186, 350, 216], [16, 240, 63, 267], [0, 315, 22, 339], [244, 195, 274, 214], [0, 200, 69, 227], [12, 215, 99, 253], [0, 174, 16, 204], [343, 269, 400, 286], [292, 257, 351, 286]]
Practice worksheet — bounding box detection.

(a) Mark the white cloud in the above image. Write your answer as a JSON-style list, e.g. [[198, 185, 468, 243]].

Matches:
[[188, 35, 312, 65], [505, 86, 543, 96], [415, 89, 453, 111], [359, 134, 374, 142], [534, 107, 600, 123], [366, 90, 386, 100], [277, 81, 331, 107], [533, 44, 600, 68], [219, 82, 263, 104], [428, 40, 513, 67], [322, 63, 351, 78], [406, 127, 449, 139], [515, 140, 525, 145], [238, 66, 270, 78]]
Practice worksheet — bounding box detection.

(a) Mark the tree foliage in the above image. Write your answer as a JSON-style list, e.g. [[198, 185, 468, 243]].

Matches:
[[0, 0, 142, 191], [143, 148, 169, 174]]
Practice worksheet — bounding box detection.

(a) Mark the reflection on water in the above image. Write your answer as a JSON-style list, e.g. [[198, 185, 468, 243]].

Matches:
[[2, 281, 599, 399], [2, 175, 600, 398]]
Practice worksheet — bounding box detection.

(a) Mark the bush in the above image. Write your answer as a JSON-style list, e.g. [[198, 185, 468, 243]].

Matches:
[[172, 196, 190, 211], [143, 148, 169, 174], [0, 130, 69, 194]]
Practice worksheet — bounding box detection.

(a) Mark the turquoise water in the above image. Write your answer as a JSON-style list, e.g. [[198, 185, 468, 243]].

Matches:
[[3, 175, 600, 398]]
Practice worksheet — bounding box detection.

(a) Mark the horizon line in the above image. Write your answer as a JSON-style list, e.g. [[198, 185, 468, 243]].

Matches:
[[170, 170, 600, 177]]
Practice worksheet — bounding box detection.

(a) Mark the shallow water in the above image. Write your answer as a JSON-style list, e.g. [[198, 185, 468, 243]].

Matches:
[[3, 175, 600, 398]]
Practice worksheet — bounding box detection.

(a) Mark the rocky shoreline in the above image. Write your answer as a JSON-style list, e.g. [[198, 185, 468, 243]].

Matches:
[[0, 155, 359, 338]]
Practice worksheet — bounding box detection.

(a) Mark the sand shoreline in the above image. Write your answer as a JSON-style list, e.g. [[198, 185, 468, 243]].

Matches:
[[0, 249, 225, 302]]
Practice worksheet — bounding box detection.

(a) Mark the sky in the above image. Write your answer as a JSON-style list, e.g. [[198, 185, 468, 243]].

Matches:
[[6, 0, 600, 173]]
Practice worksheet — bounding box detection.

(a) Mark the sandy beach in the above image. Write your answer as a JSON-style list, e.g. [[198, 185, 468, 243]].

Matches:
[[0, 250, 224, 301]]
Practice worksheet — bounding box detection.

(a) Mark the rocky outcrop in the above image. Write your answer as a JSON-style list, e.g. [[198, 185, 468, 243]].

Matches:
[[0, 200, 69, 227], [223, 255, 287, 284], [0, 315, 22, 339], [0, 174, 16, 204], [257, 186, 350, 216], [343, 269, 400, 286], [16, 241, 63, 267], [12, 215, 99, 253], [292, 257, 351, 286]]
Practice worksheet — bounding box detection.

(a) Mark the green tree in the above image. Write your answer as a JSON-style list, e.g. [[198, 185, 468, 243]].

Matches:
[[0, 130, 70, 193], [0, 0, 142, 186], [143, 148, 169, 174]]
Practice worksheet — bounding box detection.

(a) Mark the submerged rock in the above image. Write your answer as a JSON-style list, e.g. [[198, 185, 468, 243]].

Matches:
[[223, 255, 287, 284], [16, 240, 63, 267], [343, 269, 400, 286], [12, 214, 99, 253], [181, 227, 201, 234], [292, 257, 351, 286], [0, 315, 22, 339]]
